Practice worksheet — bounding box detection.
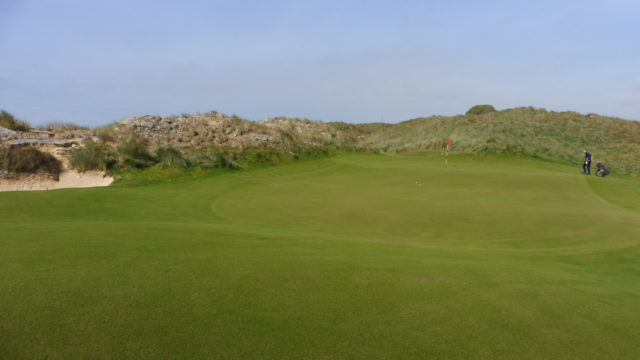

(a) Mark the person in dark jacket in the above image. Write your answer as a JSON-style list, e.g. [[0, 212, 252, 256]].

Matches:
[[595, 162, 610, 177], [583, 149, 592, 175]]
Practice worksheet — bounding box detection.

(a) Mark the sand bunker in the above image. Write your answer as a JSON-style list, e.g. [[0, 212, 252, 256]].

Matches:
[[0, 171, 113, 192]]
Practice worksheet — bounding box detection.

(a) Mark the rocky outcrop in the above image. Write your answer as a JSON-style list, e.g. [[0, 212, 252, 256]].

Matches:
[[0, 126, 18, 139], [111, 113, 349, 150]]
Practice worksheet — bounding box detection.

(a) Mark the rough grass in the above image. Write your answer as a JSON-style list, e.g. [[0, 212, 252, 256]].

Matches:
[[0, 146, 61, 174], [41, 122, 89, 132], [68, 142, 117, 172], [110, 106, 640, 175], [116, 133, 155, 169], [6, 106, 640, 176], [0, 110, 31, 131], [0, 154, 638, 359], [94, 123, 119, 143], [364, 107, 640, 175]]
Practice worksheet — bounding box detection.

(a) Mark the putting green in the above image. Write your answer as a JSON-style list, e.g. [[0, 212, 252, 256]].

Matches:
[[1, 154, 639, 359]]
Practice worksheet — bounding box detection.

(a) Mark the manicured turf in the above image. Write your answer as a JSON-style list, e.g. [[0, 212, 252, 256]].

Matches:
[[1, 154, 639, 359]]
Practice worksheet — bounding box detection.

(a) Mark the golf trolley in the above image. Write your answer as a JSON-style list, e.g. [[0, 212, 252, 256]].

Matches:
[[595, 163, 610, 177]]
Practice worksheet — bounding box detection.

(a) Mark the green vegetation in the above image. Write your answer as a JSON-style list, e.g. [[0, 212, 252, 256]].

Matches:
[[94, 123, 118, 142], [69, 132, 336, 173], [117, 133, 156, 169], [69, 138, 242, 173], [187, 150, 241, 169], [1, 154, 638, 359], [155, 146, 190, 168], [365, 106, 640, 175], [68, 142, 117, 172], [0, 110, 31, 131], [0, 146, 61, 174], [7, 105, 640, 176], [465, 104, 497, 115]]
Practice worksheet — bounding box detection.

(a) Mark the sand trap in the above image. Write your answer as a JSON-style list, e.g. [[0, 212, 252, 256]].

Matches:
[[0, 170, 113, 192]]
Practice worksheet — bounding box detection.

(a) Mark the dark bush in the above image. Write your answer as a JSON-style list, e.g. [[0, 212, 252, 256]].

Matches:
[[0, 146, 61, 174], [466, 105, 497, 116], [0, 110, 31, 131]]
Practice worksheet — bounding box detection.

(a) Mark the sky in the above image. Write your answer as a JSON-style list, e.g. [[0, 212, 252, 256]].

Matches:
[[1, 0, 639, 126]]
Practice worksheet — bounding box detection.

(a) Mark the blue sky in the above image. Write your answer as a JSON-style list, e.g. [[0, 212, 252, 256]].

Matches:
[[1, 0, 639, 126]]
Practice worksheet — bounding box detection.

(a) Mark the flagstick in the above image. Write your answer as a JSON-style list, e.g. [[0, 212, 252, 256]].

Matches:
[[445, 144, 450, 167]]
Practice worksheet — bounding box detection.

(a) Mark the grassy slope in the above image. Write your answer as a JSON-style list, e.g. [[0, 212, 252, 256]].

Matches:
[[1, 154, 639, 359], [363, 107, 640, 175]]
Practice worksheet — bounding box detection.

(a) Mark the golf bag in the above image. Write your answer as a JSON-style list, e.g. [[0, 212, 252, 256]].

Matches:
[[595, 163, 610, 177]]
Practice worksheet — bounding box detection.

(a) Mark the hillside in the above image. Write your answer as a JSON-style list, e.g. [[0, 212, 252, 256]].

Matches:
[[363, 107, 640, 174], [2, 106, 639, 177], [98, 112, 381, 152], [100, 107, 640, 174]]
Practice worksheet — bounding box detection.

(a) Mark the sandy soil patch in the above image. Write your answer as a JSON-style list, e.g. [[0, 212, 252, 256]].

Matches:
[[0, 171, 113, 192]]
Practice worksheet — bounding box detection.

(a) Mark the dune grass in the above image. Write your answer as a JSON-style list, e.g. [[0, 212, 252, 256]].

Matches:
[[0, 110, 31, 132], [0, 154, 639, 359], [0, 146, 62, 174], [364, 107, 640, 175]]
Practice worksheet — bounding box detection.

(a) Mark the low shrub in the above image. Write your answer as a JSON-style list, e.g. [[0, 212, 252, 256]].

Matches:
[[0, 146, 61, 174]]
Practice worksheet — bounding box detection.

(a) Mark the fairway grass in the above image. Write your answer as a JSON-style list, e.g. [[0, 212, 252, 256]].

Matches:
[[1, 154, 639, 359]]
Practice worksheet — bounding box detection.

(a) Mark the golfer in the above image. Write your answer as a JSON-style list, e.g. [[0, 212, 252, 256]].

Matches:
[[583, 149, 592, 175]]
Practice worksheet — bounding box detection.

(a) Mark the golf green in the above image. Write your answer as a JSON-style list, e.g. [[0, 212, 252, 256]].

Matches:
[[1, 154, 639, 359]]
